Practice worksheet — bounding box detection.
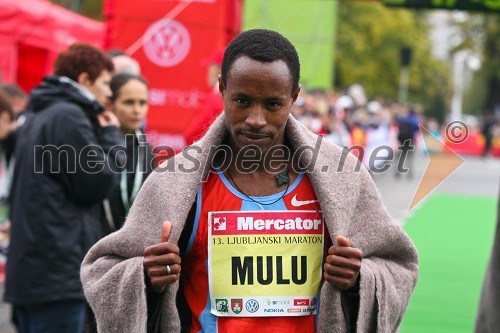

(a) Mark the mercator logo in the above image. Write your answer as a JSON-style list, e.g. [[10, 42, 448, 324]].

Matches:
[[213, 217, 226, 231], [237, 216, 321, 231]]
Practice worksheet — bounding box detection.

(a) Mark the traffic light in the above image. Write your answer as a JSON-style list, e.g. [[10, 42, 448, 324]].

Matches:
[[401, 47, 412, 67]]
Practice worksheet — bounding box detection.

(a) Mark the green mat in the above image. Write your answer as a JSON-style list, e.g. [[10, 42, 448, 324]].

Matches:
[[400, 194, 498, 333]]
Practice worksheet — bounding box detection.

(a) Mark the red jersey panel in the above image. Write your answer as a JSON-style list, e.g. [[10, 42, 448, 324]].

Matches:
[[182, 170, 324, 333]]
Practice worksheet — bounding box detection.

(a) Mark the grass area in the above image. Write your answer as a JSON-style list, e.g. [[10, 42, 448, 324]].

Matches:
[[400, 194, 498, 333]]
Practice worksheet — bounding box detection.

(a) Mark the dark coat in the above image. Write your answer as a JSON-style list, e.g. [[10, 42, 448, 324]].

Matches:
[[5, 76, 124, 305], [475, 186, 500, 332]]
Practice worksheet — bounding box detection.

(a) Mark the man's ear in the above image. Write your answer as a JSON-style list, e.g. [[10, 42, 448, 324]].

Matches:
[[77, 72, 91, 88], [291, 84, 301, 103], [218, 75, 225, 97]]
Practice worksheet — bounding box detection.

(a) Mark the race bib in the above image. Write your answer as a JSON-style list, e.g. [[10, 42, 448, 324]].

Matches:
[[208, 210, 324, 317]]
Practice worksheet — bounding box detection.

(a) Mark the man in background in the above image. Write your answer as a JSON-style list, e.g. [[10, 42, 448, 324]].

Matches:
[[183, 49, 225, 145], [5, 43, 124, 333], [108, 49, 141, 76]]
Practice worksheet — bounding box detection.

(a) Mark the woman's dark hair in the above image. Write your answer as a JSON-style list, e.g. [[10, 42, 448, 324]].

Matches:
[[109, 73, 148, 102]]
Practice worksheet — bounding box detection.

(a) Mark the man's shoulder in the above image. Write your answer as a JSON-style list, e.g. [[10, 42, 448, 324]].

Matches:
[[41, 101, 92, 124]]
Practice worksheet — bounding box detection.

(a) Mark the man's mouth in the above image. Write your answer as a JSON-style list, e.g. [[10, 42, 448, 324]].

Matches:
[[241, 132, 268, 140]]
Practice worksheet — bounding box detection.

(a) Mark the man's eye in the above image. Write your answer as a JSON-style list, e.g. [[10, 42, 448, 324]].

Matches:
[[267, 102, 281, 108], [235, 98, 249, 105]]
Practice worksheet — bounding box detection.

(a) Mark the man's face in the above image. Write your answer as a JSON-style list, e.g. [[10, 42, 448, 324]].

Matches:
[[220, 56, 300, 155], [86, 70, 112, 106]]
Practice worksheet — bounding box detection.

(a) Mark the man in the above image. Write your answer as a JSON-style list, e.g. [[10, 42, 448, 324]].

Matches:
[[108, 49, 141, 75], [82, 30, 418, 332], [394, 107, 420, 178], [0, 89, 15, 227], [6, 43, 124, 333], [481, 112, 496, 158], [0, 89, 15, 141], [1, 83, 28, 118]]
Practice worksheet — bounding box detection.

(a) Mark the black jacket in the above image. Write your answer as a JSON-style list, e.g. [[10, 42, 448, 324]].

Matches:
[[5, 76, 124, 305]]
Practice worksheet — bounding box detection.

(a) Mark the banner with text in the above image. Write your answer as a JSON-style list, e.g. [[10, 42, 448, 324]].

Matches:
[[104, 0, 241, 150], [208, 210, 324, 317]]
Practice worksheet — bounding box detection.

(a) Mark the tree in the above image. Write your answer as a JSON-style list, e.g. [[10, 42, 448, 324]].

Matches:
[[451, 13, 500, 116], [481, 16, 500, 114], [335, 2, 452, 122], [50, 0, 103, 20]]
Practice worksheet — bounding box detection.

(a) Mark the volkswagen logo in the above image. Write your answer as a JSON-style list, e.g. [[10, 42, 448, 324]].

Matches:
[[143, 19, 191, 67], [245, 299, 259, 313]]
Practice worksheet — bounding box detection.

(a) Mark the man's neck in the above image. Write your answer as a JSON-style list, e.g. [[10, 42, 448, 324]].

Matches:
[[218, 145, 296, 197]]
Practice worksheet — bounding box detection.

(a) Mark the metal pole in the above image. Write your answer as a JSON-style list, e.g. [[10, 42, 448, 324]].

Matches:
[[450, 52, 465, 121], [398, 66, 410, 105]]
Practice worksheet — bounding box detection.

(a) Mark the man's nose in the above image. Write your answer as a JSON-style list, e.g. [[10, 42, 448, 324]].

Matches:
[[245, 105, 266, 128]]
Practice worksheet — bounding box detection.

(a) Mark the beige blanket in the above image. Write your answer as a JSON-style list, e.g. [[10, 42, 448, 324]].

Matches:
[[81, 114, 418, 332]]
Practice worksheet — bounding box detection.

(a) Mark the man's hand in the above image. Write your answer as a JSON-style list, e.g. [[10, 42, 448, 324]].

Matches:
[[97, 111, 120, 128], [143, 221, 181, 294], [324, 236, 363, 290]]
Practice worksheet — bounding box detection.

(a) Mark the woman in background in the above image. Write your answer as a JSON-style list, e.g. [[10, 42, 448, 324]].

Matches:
[[85, 73, 155, 333], [103, 73, 155, 233]]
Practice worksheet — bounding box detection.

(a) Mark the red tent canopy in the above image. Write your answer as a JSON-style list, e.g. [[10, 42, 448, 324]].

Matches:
[[0, 0, 105, 93]]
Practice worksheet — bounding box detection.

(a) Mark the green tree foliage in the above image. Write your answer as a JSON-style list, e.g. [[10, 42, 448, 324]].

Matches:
[[461, 15, 500, 115], [335, 2, 451, 121], [50, 0, 103, 20], [481, 16, 500, 114]]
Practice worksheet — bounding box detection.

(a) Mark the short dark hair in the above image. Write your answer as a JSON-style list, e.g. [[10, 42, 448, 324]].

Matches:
[[55, 43, 114, 83], [109, 73, 148, 103], [2, 83, 26, 100], [221, 29, 300, 93], [0, 89, 14, 120]]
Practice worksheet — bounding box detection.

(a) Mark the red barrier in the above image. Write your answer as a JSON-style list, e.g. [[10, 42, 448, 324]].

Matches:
[[444, 131, 500, 157]]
